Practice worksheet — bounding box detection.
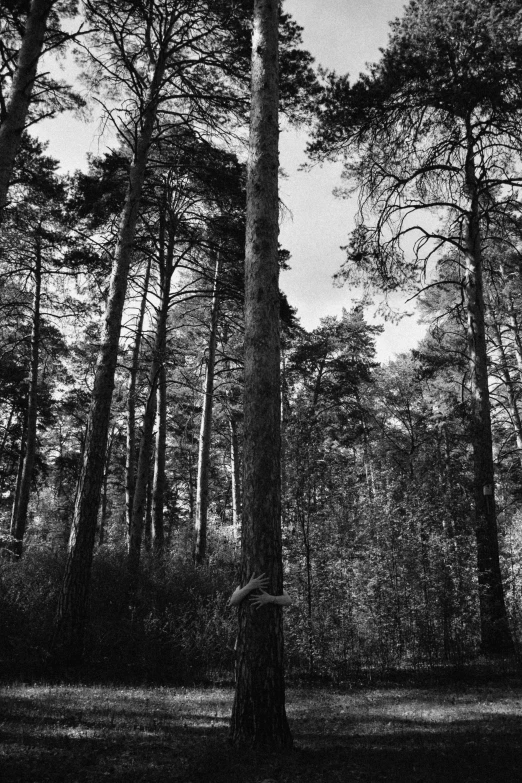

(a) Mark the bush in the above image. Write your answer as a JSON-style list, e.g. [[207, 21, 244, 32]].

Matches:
[[0, 545, 239, 683], [86, 551, 238, 682], [0, 546, 64, 678]]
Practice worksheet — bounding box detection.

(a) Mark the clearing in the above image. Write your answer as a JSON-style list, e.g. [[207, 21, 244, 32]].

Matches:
[[1, 678, 522, 782]]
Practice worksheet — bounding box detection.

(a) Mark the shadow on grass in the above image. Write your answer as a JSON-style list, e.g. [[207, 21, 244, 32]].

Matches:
[[1, 684, 522, 782]]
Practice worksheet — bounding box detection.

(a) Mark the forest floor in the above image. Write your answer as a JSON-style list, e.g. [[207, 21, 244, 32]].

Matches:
[[2, 676, 522, 782]]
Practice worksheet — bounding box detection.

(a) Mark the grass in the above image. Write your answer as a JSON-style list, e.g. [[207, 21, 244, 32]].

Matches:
[[2, 679, 522, 782]]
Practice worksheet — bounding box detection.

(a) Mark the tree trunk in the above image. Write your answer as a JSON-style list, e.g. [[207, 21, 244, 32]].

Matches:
[[99, 425, 115, 547], [463, 132, 513, 656], [230, 0, 292, 748], [128, 364, 158, 575], [127, 217, 175, 581], [229, 409, 241, 534], [8, 240, 42, 558], [143, 451, 154, 553], [125, 257, 152, 541], [298, 504, 314, 676], [51, 59, 166, 667], [491, 318, 522, 467], [194, 254, 221, 564], [507, 309, 522, 380], [0, 0, 54, 218], [7, 419, 27, 552], [0, 404, 16, 494], [151, 364, 167, 560], [187, 446, 195, 528]]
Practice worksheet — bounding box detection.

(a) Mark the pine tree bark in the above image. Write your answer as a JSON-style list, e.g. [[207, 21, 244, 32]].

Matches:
[[7, 415, 27, 555], [51, 58, 167, 667], [99, 425, 115, 547], [187, 448, 195, 526], [143, 453, 154, 553], [151, 363, 167, 559], [507, 309, 522, 380], [8, 240, 42, 558], [229, 409, 241, 534], [125, 257, 152, 540], [0, 0, 55, 218], [230, 0, 292, 747], [463, 131, 513, 656], [193, 254, 221, 564]]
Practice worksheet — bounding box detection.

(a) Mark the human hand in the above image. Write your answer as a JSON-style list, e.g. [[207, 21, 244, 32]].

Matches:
[[250, 590, 273, 609], [228, 573, 270, 607], [246, 573, 269, 592]]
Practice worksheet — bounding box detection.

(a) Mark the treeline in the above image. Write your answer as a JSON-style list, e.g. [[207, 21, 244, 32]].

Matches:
[[2, 0, 522, 682]]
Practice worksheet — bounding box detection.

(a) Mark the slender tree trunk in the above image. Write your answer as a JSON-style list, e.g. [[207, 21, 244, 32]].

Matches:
[[126, 257, 152, 541], [127, 219, 175, 581], [0, 0, 55, 218], [491, 318, 522, 466], [8, 242, 42, 558], [51, 59, 167, 667], [280, 350, 289, 527], [151, 364, 167, 559], [187, 447, 195, 529], [463, 133, 513, 656], [230, 0, 292, 748], [362, 418, 376, 501], [0, 405, 15, 468], [127, 356, 158, 576], [229, 409, 241, 534], [507, 309, 522, 379], [7, 420, 27, 551], [143, 451, 154, 553], [99, 426, 115, 547], [298, 504, 314, 676], [194, 254, 221, 564], [0, 405, 16, 507]]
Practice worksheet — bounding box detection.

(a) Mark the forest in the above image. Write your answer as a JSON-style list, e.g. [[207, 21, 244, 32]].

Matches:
[[3, 0, 522, 777]]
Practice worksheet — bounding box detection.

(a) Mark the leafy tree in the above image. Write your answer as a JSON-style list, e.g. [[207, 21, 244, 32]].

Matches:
[[0, 0, 83, 217], [282, 308, 380, 673], [309, 0, 522, 655], [0, 142, 79, 557]]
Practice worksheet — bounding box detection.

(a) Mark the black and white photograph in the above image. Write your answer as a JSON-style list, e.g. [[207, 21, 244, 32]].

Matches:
[[2, 1, 522, 780]]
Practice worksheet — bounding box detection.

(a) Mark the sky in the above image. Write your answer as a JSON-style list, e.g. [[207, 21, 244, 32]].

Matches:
[[278, 0, 424, 360], [35, 0, 424, 362]]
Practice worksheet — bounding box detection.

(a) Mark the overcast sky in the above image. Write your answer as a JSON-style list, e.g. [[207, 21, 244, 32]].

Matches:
[[36, 0, 423, 361]]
